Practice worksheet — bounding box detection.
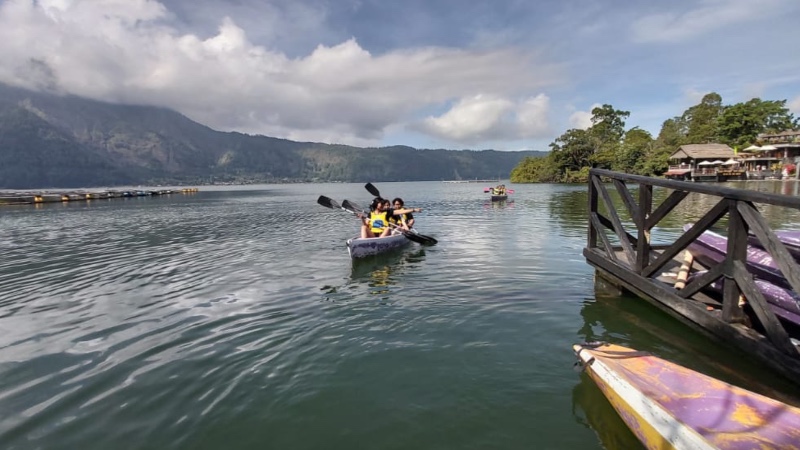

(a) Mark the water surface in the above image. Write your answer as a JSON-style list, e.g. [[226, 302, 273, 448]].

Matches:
[[2, 180, 800, 449]]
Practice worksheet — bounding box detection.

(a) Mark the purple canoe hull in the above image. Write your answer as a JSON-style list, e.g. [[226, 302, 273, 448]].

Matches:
[[748, 230, 800, 260], [575, 343, 800, 449], [683, 225, 800, 327], [684, 225, 789, 289]]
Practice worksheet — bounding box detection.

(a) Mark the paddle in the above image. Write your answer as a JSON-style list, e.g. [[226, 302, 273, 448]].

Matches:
[[365, 182, 381, 197], [317, 195, 343, 211], [342, 200, 438, 246], [484, 187, 514, 194]]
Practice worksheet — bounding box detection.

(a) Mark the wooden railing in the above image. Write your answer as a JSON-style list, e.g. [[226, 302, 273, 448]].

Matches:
[[587, 168, 800, 356]]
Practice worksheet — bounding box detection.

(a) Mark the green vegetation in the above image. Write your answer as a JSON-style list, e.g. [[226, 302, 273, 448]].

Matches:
[[511, 93, 799, 183]]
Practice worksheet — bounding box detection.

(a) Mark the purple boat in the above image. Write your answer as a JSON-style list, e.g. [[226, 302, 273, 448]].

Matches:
[[748, 230, 800, 260], [574, 342, 800, 449], [684, 224, 789, 289], [684, 225, 800, 327], [693, 271, 800, 327]]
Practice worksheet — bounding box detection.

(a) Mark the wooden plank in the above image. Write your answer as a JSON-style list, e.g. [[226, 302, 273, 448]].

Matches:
[[612, 179, 640, 225], [636, 184, 653, 272], [678, 262, 725, 299], [588, 174, 598, 249], [739, 201, 800, 295], [592, 176, 636, 265], [646, 190, 689, 230], [590, 168, 800, 209], [733, 261, 797, 355], [722, 201, 747, 323], [591, 212, 617, 262], [641, 198, 729, 278], [598, 214, 638, 246]]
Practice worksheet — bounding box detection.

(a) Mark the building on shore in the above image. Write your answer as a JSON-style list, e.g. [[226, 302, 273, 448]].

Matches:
[[664, 144, 745, 182]]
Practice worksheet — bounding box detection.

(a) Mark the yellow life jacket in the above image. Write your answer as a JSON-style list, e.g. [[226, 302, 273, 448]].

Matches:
[[369, 211, 389, 234]]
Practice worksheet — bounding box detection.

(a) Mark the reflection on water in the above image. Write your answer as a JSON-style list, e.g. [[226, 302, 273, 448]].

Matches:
[[571, 373, 644, 450], [319, 248, 428, 302], [482, 200, 515, 209], [577, 289, 800, 405]]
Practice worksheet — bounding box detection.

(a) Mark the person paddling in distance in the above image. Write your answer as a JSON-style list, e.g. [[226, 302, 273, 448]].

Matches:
[[359, 197, 421, 238]]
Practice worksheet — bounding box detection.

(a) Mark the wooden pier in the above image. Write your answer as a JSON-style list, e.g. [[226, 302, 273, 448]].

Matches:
[[585, 168, 800, 384], [0, 188, 199, 206]]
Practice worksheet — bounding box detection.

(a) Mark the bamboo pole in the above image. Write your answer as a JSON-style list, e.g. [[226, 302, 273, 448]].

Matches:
[[674, 250, 694, 290]]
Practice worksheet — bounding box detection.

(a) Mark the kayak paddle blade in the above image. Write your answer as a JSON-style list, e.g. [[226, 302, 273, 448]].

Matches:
[[365, 182, 381, 197], [317, 195, 340, 209]]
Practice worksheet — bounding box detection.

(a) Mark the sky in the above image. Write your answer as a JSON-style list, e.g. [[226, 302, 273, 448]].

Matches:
[[0, 0, 798, 152]]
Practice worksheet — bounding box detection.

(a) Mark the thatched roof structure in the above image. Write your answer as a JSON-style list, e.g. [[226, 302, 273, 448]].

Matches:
[[669, 144, 735, 160]]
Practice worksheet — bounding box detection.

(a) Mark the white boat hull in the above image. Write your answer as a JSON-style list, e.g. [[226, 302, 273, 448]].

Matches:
[[346, 233, 410, 258]]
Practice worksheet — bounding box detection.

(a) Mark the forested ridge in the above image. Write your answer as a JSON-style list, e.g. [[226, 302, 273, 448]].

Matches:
[[0, 84, 544, 189], [510, 93, 799, 183]]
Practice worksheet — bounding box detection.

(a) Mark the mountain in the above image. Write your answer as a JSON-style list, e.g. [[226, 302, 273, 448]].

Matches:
[[0, 84, 546, 188]]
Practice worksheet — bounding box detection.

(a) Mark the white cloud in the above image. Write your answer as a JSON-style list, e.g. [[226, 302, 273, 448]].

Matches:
[[568, 103, 600, 130], [790, 95, 800, 115], [416, 94, 551, 144], [0, 0, 563, 147], [630, 0, 788, 43]]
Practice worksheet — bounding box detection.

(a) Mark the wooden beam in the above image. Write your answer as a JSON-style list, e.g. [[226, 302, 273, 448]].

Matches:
[[590, 213, 617, 262], [588, 174, 598, 249], [597, 214, 638, 246], [722, 200, 747, 323], [612, 179, 640, 225], [646, 190, 689, 230], [641, 198, 728, 278], [636, 184, 653, 272], [590, 168, 800, 209], [678, 262, 725, 299], [592, 176, 636, 265], [733, 261, 797, 355], [739, 201, 800, 295]]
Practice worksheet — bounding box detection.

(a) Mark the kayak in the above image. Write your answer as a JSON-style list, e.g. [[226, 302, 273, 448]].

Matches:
[[346, 232, 410, 259], [684, 224, 788, 289], [490, 194, 507, 202], [749, 230, 800, 261], [574, 342, 800, 450]]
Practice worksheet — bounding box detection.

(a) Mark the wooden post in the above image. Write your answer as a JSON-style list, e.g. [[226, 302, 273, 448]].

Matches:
[[722, 199, 746, 323], [636, 184, 652, 273], [588, 173, 598, 250]]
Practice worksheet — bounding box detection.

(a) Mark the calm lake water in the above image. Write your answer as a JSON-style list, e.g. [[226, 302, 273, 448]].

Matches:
[[3, 180, 800, 449]]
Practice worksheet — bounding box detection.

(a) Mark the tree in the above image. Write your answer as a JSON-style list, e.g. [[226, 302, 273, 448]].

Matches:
[[510, 156, 560, 183], [640, 118, 684, 176], [682, 92, 723, 144], [717, 98, 797, 147], [590, 104, 630, 144], [587, 104, 630, 170], [618, 127, 653, 174], [549, 128, 595, 175]]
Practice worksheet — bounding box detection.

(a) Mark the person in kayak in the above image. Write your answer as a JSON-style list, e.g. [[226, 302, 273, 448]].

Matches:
[[391, 198, 415, 230], [359, 197, 421, 238]]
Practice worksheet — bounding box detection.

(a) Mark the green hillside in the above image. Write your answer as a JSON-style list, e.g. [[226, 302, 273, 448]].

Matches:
[[0, 84, 544, 188]]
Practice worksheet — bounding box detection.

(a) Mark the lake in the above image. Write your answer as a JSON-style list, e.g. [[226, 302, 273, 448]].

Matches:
[[2, 180, 800, 449]]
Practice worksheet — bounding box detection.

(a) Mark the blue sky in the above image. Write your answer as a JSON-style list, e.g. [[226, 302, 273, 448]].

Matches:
[[0, 0, 798, 151]]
